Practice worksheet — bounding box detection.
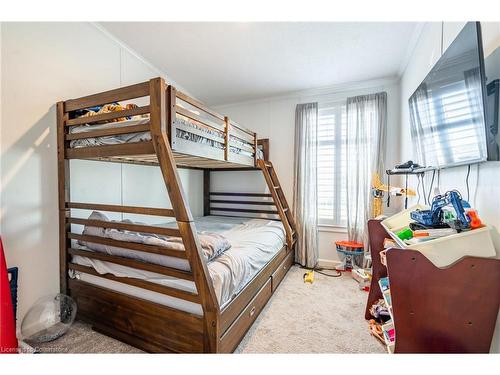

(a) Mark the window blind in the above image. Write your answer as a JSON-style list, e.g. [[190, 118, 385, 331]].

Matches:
[[317, 100, 347, 226]]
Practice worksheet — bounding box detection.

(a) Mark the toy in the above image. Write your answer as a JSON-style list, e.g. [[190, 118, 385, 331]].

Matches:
[[352, 268, 371, 290], [466, 209, 483, 229], [371, 173, 415, 217], [369, 299, 391, 320], [368, 319, 385, 344], [303, 270, 314, 283], [335, 241, 364, 271], [413, 228, 457, 238], [397, 228, 413, 240], [410, 190, 470, 230]]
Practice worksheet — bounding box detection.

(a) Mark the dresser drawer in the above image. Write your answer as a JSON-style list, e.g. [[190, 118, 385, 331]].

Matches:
[[219, 278, 272, 353], [271, 251, 293, 292]]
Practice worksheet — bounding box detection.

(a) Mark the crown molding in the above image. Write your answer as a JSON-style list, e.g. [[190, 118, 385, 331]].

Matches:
[[213, 75, 400, 109]]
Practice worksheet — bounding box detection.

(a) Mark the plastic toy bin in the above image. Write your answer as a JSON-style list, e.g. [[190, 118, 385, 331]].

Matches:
[[335, 241, 364, 270], [381, 205, 497, 267]]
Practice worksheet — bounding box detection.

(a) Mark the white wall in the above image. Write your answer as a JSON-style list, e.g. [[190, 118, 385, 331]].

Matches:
[[400, 21, 500, 246], [399, 21, 500, 353], [214, 78, 401, 265], [0, 22, 202, 323]]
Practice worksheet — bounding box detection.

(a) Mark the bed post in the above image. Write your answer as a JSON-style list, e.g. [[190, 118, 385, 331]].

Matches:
[[166, 85, 176, 148], [257, 138, 269, 161], [149, 77, 220, 353], [57, 102, 70, 295], [223, 116, 230, 162], [253, 132, 258, 167], [204, 170, 211, 216]]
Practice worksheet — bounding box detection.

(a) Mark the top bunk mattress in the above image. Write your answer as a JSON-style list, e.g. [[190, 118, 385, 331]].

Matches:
[[70, 215, 285, 311], [68, 116, 264, 160]]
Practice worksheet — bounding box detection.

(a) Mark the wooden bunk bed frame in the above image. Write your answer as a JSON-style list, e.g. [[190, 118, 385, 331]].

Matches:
[[57, 77, 297, 353]]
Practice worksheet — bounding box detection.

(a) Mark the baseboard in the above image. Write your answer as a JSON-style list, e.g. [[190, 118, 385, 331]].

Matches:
[[317, 259, 342, 269]]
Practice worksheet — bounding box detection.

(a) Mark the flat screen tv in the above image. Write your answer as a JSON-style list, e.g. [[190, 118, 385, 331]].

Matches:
[[409, 22, 489, 169]]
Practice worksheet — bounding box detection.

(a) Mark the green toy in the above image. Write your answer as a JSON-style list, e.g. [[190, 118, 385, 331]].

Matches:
[[397, 227, 413, 240]]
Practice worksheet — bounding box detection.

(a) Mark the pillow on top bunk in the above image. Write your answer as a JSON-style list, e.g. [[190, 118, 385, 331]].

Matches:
[[79, 211, 231, 261]]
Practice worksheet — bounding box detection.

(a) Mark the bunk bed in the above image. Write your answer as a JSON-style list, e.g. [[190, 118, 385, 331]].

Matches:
[[57, 77, 297, 353]]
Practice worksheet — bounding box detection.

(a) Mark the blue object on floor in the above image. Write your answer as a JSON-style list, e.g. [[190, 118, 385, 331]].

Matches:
[[8, 267, 18, 322]]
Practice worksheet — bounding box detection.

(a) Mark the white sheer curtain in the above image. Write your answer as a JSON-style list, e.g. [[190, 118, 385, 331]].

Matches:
[[293, 103, 318, 268], [346, 92, 387, 247]]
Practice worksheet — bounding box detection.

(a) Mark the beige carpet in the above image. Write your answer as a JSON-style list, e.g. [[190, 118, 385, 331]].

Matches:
[[35, 266, 385, 354]]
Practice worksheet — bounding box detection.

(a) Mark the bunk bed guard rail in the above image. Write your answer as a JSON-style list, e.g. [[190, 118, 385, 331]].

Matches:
[[61, 79, 260, 168]]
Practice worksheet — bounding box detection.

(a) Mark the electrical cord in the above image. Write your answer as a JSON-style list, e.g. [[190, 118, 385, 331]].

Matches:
[[421, 173, 427, 205], [315, 268, 342, 278], [418, 174, 425, 204], [300, 264, 341, 278], [466, 164, 471, 202], [404, 174, 409, 209], [386, 173, 391, 207], [416, 174, 422, 204], [427, 169, 436, 204]]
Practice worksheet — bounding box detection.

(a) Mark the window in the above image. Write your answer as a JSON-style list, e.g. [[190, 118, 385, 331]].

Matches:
[[317, 100, 347, 226]]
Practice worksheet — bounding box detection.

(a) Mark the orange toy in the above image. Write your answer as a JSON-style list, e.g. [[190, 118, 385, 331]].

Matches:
[[467, 210, 483, 229], [0, 237, 18, 354]]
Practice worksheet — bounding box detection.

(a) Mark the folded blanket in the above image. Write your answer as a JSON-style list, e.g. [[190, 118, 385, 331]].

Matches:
[[166, 233, 232, 261], [79, 211, 231, 261]]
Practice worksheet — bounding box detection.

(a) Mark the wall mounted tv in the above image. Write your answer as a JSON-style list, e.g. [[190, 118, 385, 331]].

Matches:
[[409, 22, 494, 169]]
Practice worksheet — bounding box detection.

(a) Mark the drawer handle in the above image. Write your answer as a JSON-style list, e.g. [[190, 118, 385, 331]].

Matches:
[[249, 306, 256, 317]]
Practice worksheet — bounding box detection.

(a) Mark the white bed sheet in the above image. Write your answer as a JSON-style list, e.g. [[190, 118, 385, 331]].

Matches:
[[70, 216, 285, 312]]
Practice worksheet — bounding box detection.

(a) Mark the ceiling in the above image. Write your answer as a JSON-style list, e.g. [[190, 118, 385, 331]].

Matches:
[[101, 22, 421, 105]]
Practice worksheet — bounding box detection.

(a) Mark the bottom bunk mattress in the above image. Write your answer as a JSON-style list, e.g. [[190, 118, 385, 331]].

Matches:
[[69, 215, 285, 315]]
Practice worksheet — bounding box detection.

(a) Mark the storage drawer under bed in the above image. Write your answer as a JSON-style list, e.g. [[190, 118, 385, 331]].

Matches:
[[271, 251, 294, 292], [219, 278, 272, 353]]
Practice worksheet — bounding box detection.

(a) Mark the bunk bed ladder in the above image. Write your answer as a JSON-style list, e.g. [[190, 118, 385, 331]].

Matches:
[[257, 160, 297, 248]]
